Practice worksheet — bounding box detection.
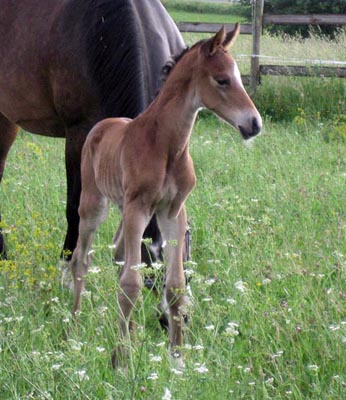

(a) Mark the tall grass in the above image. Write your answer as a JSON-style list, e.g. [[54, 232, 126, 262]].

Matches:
[[1, 117, 346, 399]]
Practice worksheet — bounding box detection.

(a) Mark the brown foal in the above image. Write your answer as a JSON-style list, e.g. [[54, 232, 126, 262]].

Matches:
[[70, 24, 262, 367]]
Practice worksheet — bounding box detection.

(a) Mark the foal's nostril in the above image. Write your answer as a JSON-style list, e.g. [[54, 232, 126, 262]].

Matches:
[[252, 117, 261, 135]]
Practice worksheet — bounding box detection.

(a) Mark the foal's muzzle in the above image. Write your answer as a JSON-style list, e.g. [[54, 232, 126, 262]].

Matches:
[[239, 117, 262, 140]]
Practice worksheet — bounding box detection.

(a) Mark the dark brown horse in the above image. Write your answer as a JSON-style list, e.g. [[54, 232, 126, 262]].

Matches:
[[0, 0, 185, 263]]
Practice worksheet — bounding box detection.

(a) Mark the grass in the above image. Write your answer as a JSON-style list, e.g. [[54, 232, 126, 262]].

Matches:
[[1, 115, 346, 399], [161, 0, 250, 23], [2, 5, 346, 399]]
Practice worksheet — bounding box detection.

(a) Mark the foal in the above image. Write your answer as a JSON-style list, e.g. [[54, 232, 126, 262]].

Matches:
[[70, 24, 262, 366]]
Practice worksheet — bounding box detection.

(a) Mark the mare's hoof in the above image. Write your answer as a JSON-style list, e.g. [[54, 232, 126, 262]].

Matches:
[[111, 346, 126, 369], [111, 348, 118, 369], [0, 236, 7, 260]]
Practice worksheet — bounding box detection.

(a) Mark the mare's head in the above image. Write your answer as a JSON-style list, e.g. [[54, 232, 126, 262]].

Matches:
[[190, 24, 262, 139]]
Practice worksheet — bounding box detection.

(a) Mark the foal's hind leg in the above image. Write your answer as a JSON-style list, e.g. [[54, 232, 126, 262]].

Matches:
[[156, 205, 187, 367], [70, 159, 109, 314], [0, 114, 19, 259]]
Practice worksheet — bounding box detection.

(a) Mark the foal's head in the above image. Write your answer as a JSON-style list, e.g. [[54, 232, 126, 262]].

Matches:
[[189, 24, 262, 139]]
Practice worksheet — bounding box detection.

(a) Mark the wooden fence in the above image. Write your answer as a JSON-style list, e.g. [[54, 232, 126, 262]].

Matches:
[[176, 0, 346, 93]]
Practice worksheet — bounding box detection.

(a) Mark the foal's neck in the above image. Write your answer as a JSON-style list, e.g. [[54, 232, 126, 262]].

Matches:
[[149, 53, 199, 156]]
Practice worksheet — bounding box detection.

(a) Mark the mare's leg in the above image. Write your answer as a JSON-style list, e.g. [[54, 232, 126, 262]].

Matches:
[[70, 155, 108, 314], [142, 215, 163, 264], [0, 114, 19, 259], [114, 215, 162, 265], [62, 128, 89, 260], [113, 200, 151, 366], [156, 205, 187, 366]]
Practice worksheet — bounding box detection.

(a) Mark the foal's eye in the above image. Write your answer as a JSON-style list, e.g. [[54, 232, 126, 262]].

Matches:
[[215, 77, 230, 87]]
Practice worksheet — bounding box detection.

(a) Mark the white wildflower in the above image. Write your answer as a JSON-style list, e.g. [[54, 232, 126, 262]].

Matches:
[[97, 306, 108, 316], [171, 368, 183, 376], [32, 325, 44, 333], [329, 324, 340, 331], [234, 280, 247, 293], [308, 365, 319, 372], [130, 263, 147, 271], [96, 347, 105, 353], [194, 363, 209, 374], [75, 369, 89, 381], [149, 354, 162, 362], [162, 388, 172, 400], [52, 364, 62, 370], [184, 269, 195, 278], [50, 297, 59, 303], [192, 344, 204, 351], [205, 325, 215, 331], [225, 322, 239, 336], [89, 266, 101, 274], [271, 351, 284, 359], [202, 297, 212, 302], [68, 339, 84, 351], [152, 262, 163, 270], [147, 372, 159, 380]]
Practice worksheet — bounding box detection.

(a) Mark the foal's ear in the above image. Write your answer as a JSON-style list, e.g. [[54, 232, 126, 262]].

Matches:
[[223, 23, 240, 51], [209, 25, 226, 56]]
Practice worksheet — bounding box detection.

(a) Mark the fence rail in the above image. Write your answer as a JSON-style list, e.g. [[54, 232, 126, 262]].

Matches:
[[263, 14, 346, 25], [175, 0, 346, 93], [177, 22, 252, 34]]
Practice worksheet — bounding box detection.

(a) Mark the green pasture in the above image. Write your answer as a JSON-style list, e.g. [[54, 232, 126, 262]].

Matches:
[[1, 3, 346, 399]]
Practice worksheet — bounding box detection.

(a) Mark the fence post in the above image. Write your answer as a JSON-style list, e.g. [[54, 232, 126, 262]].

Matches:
[[250, 0, 264, 95]]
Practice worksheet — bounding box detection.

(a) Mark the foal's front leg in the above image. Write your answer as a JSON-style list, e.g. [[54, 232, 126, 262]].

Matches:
[[157, 205, 187, 367], [113, 200, 150, 366]]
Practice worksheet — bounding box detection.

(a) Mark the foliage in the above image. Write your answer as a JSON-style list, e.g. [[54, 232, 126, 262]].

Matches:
[[322, 114, 346, 143], [264, 0, 346, 38], [254, 76, 346, 123]]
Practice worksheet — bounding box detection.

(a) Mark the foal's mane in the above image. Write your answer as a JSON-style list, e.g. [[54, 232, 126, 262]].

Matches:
[[160, 39, 207, 84]]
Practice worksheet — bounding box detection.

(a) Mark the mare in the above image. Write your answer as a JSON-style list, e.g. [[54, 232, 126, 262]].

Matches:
[[70, 25, 262, 367], [0, 0, 185, 265]]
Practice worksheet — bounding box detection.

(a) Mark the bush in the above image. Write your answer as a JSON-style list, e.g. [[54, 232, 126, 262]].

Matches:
[[264, 0, 346, 38]]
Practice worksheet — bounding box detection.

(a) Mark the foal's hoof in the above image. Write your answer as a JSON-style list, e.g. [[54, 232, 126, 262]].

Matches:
[[58, 260, 74, 291], [170, 351, 185, 370]]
